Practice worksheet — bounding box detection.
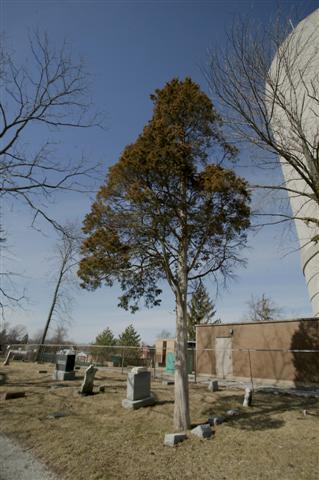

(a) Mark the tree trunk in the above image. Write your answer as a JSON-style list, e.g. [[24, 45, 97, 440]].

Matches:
[[174, 249, 190, 430], [35, 266, 64, 362], [174, 289, 190, 431]]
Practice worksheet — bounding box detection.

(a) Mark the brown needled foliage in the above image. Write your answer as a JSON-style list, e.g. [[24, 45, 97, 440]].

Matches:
[[78, 78, 250, 430]]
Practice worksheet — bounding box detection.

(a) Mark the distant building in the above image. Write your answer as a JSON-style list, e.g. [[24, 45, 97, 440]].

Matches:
[[196, 318, 319, 387]]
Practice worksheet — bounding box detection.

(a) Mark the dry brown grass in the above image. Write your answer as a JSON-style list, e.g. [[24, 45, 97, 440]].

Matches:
[[0, 362, 318, 480]]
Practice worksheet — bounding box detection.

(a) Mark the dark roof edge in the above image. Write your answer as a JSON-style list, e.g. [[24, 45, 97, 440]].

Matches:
[[195, 317, 318, 328]]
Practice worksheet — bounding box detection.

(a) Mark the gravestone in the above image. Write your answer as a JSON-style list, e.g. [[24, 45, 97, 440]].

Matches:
[[122, 367, 155, 409], [0, 373, 7, 385], [53, 350, 76, 381], [208, 379, 218, 392], [80, 364, 97, 395], [243, 386, 253, 407]]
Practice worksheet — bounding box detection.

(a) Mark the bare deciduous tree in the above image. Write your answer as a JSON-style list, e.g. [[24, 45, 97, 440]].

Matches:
[[207, 11, 319, 237], [1, 32, 102, 225], [0, 31, 102, 314], [35, 223, 80, 361], [242, 293, 283, 322]]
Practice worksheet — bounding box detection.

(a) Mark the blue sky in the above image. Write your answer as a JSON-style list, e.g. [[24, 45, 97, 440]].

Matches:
[[1, 0, 318, 344]]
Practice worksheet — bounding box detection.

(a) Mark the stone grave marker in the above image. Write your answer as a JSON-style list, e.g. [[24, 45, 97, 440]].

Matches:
[[122, 367, 155, 409], [208, 379, 218, 392], [80, 364, 97, 395], [53, 350, 76, 381], [243, 386, 253, 407]]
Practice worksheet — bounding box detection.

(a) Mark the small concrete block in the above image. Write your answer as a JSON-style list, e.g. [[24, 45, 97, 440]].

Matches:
[[207, 415, 225, 426], [164, 433, 187, 446], [0, 373, 7, 385], [47, 411, 68, 419], [1, 391, 26, 400], [38, 370, 47, 374], [208, 380, 219, 392], [122, 394, 156, 410], [131, 366, 148, 374], [99, 385, 106, 393], [52, 370, 75, 381], [226, 408, 240, 417], [191, 424, 213, 439]]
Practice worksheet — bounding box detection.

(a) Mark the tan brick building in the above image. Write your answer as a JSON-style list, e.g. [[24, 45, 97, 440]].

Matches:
[[196, 318, 319, 387]]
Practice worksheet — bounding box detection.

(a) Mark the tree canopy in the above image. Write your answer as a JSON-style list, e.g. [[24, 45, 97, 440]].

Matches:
[[78, 78, 250, 430]]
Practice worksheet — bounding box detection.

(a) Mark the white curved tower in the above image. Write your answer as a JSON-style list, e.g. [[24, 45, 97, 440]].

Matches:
[[269, 9, 319, 316]]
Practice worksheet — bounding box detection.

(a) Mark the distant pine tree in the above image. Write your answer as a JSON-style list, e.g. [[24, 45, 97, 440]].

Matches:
[[118, 324, 141, 366], [187, 281, 220, 340], [118, 324, 141, 346], [95, 327, 117, 346], [92, 327, 117, 364]]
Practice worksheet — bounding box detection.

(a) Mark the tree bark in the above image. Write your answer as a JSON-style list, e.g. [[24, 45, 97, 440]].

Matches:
[[35, 264, 65, 362], [173, 223, 190, 431], [174, 289, 190, 431]]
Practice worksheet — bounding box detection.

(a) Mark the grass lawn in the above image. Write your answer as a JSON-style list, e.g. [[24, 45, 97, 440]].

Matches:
[[0, 362, 318, 480]]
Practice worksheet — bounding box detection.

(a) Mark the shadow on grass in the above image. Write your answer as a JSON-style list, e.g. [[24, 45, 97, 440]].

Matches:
[[200, 392, 319, 431]]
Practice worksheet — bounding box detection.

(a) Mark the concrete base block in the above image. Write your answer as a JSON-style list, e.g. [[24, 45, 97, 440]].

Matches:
[[52, 370, 75, 381], [207, 415, 225, 426], [122, 394, 155, 410], [191, 424, 213, 439], [164, 433, 187, 446]]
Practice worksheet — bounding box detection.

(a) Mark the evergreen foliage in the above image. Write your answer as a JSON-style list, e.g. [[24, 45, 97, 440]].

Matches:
[[118, 324, 141, 346], [187, 281, 220, 340], [92, 326, 117, 364], [95, 327, 117, 346], [118, 324, 141, 366], [78, 78, 250, 430]]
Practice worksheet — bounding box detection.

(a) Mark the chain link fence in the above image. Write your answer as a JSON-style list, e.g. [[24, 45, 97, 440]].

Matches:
[[1, 343, 319, 389]]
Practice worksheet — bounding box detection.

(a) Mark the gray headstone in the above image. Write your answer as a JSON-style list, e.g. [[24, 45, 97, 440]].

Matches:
[[208, 380, 219, 392], [127, 370, 151, 401], [191, 424, 213, 439], [52, 352, 76, 381], [122, 368, 155, 409], [80, 364, 97, 395], [164, 433, 187, 446], [52, 370, 75, 381], [207, 415, 225, 426]]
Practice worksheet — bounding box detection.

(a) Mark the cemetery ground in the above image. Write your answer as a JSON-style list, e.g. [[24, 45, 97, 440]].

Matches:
[[0, 362, 318, 480]]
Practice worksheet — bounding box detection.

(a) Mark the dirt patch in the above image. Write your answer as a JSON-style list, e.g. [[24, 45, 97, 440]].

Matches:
[[0, 362, 318, 480]]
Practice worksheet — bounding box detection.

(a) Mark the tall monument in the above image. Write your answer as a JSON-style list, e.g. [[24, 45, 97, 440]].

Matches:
[[269, 9, 319, 316]]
